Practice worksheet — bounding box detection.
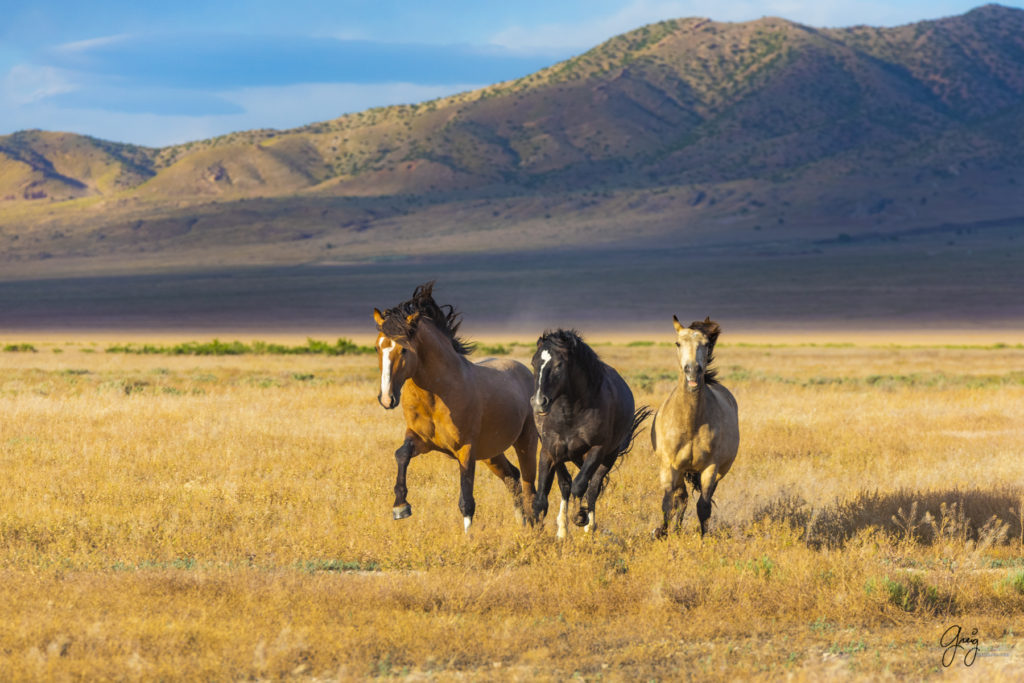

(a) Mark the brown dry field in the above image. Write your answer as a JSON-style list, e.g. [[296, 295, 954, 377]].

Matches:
[[1, 334, 1023, 680]]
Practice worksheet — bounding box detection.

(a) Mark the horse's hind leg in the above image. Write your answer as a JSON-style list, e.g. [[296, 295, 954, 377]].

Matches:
[[392, 432, 427, 520], [570, 445, 605, 527], [483, 453, 527, 525], [582, 463, 611, 533], [512, 421, 538, 519], [696, 467, 721, 537]]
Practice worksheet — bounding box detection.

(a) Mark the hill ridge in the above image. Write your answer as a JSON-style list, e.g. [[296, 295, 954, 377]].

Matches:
[[1, 4, 1023, 274]]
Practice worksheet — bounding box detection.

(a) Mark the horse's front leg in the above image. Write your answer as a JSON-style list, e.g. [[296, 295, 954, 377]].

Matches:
[[554, 462, 572, 538], [570, 445, 604, 527], [457, 450, 477, 533], [653, 465, 687, 539], [392, 432, 425, 520], [532, 447, 558, 523]]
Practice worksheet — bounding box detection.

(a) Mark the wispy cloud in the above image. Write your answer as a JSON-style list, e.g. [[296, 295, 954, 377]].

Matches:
[[37, 33, 555, 90], [0, 30, 554, 143], [2, 64, 79, 105], [53, 34, 133, 54]]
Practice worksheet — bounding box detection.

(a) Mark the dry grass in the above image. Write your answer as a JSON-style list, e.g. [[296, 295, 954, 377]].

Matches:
[[1, 340, 1023, 679]]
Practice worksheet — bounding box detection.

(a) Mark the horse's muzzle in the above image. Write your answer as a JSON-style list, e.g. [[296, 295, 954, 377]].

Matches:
[[378, 391, 400, 409], [532, 395, 551, 415], [684, 364, 701, 391]]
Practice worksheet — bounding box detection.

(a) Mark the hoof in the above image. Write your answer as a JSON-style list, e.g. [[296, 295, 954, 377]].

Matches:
[[652, 527, 668, 540], [572, 509, 589, 527], [392, 503, 412, 520]]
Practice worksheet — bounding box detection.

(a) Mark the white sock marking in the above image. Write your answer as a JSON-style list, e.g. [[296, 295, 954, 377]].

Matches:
[[463, 516, 472, 533], [584, 510, 595, 533], [556, 498, 568, 539]]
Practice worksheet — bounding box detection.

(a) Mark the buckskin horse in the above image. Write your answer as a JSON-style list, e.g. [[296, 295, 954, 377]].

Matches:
[[373, 282, 538, 532], [652, 316, 739, 538], [530, 329, 651, 537]]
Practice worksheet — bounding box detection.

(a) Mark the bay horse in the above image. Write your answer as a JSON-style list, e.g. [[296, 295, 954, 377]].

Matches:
[[530, 329, 651, 538], [373, 282, 537, 532], [652, 316, 739, 538]]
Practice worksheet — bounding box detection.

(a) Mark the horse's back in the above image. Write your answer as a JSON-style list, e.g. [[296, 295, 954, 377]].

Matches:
[[474, 356, 533, 396], [603, 362, 639, 434], [469, 357, 535, 425]]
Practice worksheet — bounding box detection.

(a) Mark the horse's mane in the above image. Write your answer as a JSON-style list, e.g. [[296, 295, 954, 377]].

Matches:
[[688, 317, 721, 386], [378, 281, 474, 355], [538, 329, 604, 389]]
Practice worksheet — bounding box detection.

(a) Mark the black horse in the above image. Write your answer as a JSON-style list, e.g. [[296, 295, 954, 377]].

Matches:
[[530, 329, 651, 537]]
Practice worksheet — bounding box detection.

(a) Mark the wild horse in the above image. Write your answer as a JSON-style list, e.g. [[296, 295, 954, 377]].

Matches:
[[531, 329, 651, 537], [652, 316, 739, 537], [373, 282, 537, 532]]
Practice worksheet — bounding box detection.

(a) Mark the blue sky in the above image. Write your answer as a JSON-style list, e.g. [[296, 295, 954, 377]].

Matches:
[[1, 1, 1017, 147]]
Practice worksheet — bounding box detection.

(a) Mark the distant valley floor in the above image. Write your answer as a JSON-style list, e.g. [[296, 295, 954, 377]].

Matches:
[[1, 231, 1022, 344]]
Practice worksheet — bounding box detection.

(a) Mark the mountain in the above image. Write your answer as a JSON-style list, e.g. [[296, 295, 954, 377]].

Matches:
[[2, 4, 1024, 277]]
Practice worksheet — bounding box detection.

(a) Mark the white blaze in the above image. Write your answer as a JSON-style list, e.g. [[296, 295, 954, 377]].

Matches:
[[380, 341, 394, 401], [535, 349, 552, 407]]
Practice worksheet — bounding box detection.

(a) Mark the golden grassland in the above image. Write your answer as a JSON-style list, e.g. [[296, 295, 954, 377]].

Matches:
[[1, 339, 1023, 680]]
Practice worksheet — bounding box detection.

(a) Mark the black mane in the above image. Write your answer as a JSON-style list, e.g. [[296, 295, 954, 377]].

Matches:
[[538, 329, 604, 389], [378, 281, 474, 355]]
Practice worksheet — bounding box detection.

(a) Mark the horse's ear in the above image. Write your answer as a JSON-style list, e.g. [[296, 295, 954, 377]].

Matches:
[[373, 308, 385, 326], [672, 315, 685, 333], [405, 311, 421, 330]]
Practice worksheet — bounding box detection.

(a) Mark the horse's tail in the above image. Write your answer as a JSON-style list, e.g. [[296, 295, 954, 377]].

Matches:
[[618, 405, 654, 459], [685, 472, 716, 507], [593, 406, 654, 499]]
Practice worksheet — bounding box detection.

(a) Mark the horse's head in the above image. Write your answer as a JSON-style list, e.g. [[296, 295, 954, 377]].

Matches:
[[373, 308, 421, 409], [531, 331, 583, 415], [672, 315, 720, 392]]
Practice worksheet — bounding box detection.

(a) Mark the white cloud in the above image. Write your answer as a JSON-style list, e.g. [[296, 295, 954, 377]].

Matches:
[[53, 33, 133, 54], [2, 64, 79, 105]]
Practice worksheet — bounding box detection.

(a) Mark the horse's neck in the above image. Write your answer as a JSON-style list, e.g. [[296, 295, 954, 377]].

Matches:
[[568, 365, 593, 405], [409, 323, 467, 396], [671, 380, 705, 430]]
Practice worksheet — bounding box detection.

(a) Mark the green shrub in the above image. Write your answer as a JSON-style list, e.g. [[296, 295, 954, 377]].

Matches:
[[105, 338, 373, 356]]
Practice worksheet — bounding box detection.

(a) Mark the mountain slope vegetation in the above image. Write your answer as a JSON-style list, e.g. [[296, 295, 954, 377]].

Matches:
[[2, 4, 1023, 275]]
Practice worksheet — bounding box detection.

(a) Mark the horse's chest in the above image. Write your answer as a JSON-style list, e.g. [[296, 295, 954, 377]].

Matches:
[[668, 424, 716, 470], [539, 415, 590, 462], [405, 394, 467, 452]]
